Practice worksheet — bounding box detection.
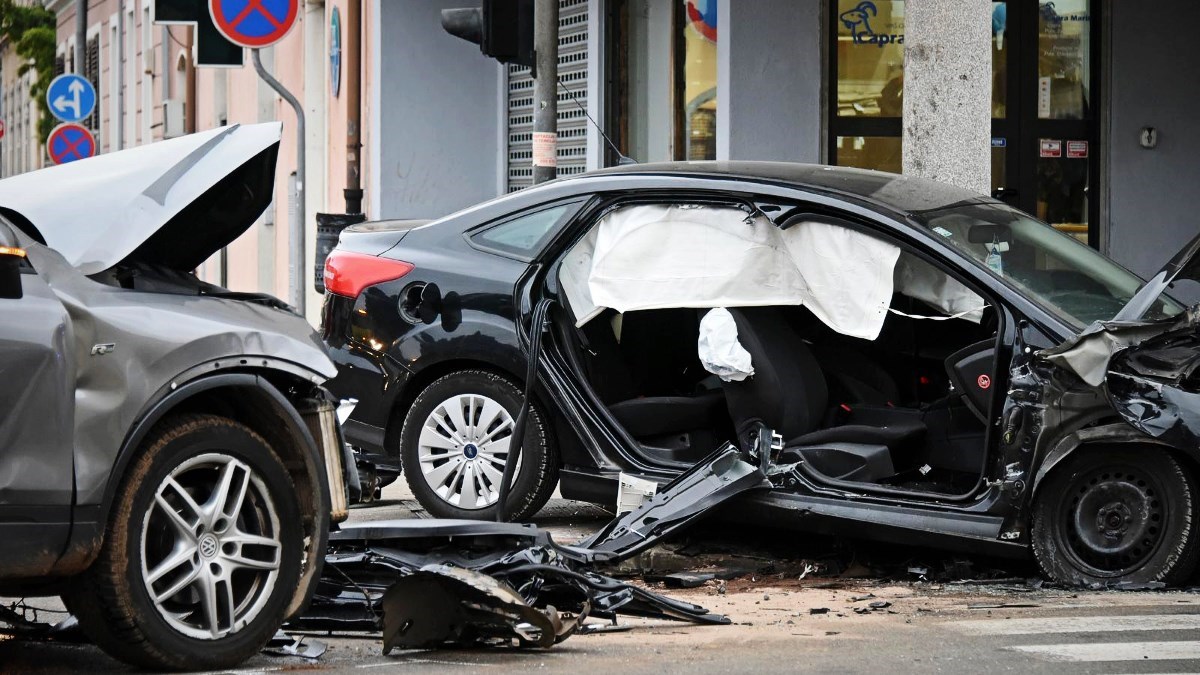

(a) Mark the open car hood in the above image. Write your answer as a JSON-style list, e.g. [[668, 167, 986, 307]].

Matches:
[[0, 123, 281, 276], [1113, 232, 1200, 322]]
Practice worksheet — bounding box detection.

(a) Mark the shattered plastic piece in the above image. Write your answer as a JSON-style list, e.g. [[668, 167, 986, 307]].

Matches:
[[653, 572, 717, 589], [809, 607, 830, 615], [263, 630, 327, 659], [698, 308, 755, 382], [1112, 581, 1167, 591], [850, 594, 876, 602], [381, 565, 582, 652], [868, 601, 891, 609]]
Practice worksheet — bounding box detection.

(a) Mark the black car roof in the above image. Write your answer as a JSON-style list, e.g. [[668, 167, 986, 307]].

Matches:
[[581, 161, 990, 215]]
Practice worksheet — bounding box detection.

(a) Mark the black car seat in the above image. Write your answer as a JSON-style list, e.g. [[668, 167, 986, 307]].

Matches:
[[720, 307, 926, 482], [577, 309, 726, 454]]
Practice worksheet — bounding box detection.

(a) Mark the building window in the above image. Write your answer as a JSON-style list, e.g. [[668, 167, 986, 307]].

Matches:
[[608, 0, 717, 164]]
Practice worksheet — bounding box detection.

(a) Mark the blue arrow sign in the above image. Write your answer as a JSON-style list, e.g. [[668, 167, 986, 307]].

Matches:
[[47, 74, 97, 124]]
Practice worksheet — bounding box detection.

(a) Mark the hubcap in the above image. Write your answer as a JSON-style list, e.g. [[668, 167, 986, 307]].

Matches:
[[1061, 466, 1164, 577], [140, 453, 282, 640], [417, 393, 520, 510]]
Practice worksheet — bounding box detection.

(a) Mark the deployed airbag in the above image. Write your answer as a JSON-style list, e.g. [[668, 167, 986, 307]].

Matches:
[[563, 205, 902, 340], [698, 308, 755, 382]]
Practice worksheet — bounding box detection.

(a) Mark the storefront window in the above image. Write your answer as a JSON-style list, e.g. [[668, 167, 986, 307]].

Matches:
[[835, 0, 905, 118], [836, 136, 901, 174], [1037, 0, 1091, 120], [612, 0, 717, 163]]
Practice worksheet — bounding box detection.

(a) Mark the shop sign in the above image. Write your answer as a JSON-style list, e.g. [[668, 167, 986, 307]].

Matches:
[[1066, 140, 1088, 159], [1040, 139, 1062, 158]]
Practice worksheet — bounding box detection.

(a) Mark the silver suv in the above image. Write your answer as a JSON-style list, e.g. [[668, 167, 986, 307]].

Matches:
[[0, 123, 348, 670]]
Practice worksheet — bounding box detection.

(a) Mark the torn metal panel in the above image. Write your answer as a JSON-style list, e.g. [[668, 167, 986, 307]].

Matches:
[[581, 444, 772, 559], [1107, 328, 1200, 451], [1039, 308, 1198, 387]]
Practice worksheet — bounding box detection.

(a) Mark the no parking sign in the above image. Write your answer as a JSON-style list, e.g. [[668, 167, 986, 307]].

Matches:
[[208, 0, 299, 49], [47, 123, 96, 165]]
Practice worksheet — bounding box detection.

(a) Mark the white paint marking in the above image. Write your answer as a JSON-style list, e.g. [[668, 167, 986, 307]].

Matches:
[[1011, 641, 1200, 662], [948, 614, 1200, 636]]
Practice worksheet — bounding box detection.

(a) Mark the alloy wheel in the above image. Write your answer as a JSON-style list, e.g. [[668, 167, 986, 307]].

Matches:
[[417, 393, 520, 510], [140, 453, 282, 640]]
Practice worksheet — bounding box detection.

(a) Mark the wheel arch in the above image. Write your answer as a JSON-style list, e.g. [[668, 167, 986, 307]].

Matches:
[[383, 357, 555, 458], [76, 369, 332, 620], [1031, 423, 1200, 503]]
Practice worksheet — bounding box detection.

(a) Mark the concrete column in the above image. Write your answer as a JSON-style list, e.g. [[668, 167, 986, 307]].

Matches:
[[901, 0, 991, 193]]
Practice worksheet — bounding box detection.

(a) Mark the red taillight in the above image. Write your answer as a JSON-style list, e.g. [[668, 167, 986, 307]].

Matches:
[[323, 250, 415, 298]]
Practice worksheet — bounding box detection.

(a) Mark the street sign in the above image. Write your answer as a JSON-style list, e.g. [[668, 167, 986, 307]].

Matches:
[[330, 6, 341, 98], [46, 74, 96, 124], [47, 123, 96, 165], [209, 0, 299, 49], [154, 0, 244, 67]]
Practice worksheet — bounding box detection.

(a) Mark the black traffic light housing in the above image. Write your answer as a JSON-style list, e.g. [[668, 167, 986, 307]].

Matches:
[[442, 0, 536, 75]]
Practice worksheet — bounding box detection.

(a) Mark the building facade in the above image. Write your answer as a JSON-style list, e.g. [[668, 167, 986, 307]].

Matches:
[[12, 0, 1200, 324]]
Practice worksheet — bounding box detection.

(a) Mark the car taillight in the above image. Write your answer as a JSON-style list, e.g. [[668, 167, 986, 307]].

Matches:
[[323, 250, 415, 298]]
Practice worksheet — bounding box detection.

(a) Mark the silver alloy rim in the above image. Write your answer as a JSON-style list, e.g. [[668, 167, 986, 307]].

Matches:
[[140, 453, 282, 640], [417, 393, 520, 509]]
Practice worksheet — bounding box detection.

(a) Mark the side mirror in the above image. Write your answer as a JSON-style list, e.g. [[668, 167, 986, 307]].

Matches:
[[0, 246, 25, 300]]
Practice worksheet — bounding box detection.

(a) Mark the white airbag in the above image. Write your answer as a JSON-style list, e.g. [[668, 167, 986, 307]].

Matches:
[[697, 308, 755, 382]]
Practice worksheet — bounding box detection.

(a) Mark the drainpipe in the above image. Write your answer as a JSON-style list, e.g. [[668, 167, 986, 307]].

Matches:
[[116, 7, 124, 148], [185, 27, 196, 133], [253, 48, 306, 314], [74, 0, 86, 74], [345, 0, 362, 215]]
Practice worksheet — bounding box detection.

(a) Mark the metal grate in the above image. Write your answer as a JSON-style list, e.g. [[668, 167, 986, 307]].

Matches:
[[507, 0, 589, 192]]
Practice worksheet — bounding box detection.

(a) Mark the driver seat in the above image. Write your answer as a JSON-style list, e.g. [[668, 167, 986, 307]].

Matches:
[[720, 307, 926, 481]]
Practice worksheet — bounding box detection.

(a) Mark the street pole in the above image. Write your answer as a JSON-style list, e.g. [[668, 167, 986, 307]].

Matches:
[[252, 48, 306, 315], [345, 0, 363, 214], [531, 0, 558, 185], [74, 0, 86, 75]]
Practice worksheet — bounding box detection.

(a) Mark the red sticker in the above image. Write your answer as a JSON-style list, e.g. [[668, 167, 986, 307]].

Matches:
[[1066, 140, 1088, 158], [1039, 139, 1062, 158], [977, 374, 992, 390]]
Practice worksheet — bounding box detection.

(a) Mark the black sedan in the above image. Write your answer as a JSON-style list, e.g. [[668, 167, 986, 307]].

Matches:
[[322, 162, 1200, 586]]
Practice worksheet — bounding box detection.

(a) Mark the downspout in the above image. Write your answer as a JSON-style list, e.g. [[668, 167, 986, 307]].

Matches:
[[253, 48, 306, 314], [185, 27, 196, 133], [345, 0, 362, 215], [74, 0, 86, 74], [116, 5, 124, 148]]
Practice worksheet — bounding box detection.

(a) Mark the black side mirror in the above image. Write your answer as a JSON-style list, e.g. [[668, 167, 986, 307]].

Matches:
[[416, 283, 443, 324], [0, 248, 25, 300]]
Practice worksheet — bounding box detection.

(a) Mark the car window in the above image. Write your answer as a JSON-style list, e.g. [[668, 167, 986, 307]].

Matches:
[[470, 202, 580, 259]]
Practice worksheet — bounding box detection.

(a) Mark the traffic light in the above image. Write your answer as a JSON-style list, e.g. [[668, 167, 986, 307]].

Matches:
[[442, 0, 535, 73]]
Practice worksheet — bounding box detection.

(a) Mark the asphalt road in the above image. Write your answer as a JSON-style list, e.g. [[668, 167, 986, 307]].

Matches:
[[4, 483, 1200, 674]]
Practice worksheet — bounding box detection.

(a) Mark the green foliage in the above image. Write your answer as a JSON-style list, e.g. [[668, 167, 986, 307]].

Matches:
[[1, 1, 58, 143]]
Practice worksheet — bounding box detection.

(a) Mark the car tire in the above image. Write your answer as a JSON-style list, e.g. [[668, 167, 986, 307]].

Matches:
[[400, 369, 558, 521], [1031, 446, 1200, 586], [64, 414, 304, 670]]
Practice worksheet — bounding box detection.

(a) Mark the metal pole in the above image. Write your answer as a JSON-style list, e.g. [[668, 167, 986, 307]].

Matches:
[[74, 0, 86, 75], [253, 48, 306, 314], [116, 5, 124, 148], [345, 0, 363, 214], [531, 0, 558, 185]]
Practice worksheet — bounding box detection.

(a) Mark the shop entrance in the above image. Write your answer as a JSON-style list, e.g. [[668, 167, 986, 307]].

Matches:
[[830, 1, 1100, 245]]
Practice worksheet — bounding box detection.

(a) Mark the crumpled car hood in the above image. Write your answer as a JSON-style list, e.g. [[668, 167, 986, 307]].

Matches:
[[0, 123, 280, 276]]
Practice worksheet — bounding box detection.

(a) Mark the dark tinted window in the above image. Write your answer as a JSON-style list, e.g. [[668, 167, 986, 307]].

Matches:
[[470, 202, 582, 258]]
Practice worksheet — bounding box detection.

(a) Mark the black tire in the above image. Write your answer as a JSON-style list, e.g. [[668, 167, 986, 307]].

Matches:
[[400, 369, 558, 521], [1031, 446, 1200, 586], [64, 415, 304, 671]]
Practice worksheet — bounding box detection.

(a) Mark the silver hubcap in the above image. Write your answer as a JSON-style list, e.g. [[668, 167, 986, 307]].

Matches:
[[418, 393, 520, 510], [140, 453, 282, 640]]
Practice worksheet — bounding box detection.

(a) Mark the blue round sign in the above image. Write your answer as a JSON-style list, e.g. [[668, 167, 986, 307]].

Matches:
[[46, 74, 96, 124], [209, 0, 299, 49], [47, 123, 96, 165], [330, 7, 342, 98]]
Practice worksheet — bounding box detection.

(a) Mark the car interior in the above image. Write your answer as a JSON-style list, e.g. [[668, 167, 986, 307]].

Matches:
[[554, 202, 1004, 497]]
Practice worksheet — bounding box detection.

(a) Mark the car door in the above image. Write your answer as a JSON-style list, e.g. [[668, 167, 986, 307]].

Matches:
[[0, 220, 77, 559]]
